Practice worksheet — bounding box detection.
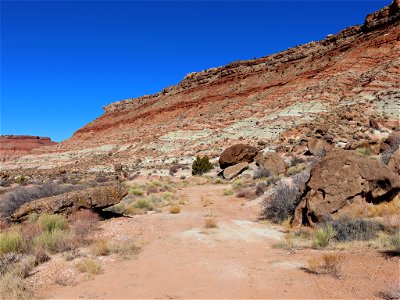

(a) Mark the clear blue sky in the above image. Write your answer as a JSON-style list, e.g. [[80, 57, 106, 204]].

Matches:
[[1, 0, 388, 142]]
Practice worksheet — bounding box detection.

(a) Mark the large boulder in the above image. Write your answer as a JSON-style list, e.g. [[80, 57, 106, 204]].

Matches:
[[293, 149, 400, 227], [307, 137, 332, 156], [11, 185, 128, 221], [223, 162, 249, 180], [388, 148, 400, 174], [219, 144, 259, 169], [254, 152, 286, 175]]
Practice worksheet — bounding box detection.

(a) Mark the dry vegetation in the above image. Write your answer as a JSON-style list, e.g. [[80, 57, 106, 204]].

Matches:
[[306, 253, 345, 278]]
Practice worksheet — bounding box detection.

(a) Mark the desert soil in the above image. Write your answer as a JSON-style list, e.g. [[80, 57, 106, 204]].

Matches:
[[41, 184, 398, 299]]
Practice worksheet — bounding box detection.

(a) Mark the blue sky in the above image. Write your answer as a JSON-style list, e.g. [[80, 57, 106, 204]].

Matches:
[[1, 0, 388, 142]]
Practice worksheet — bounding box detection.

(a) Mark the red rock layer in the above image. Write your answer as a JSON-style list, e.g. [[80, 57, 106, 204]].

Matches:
[[0, 135, 57, 162], [16, 1, 400, 165]]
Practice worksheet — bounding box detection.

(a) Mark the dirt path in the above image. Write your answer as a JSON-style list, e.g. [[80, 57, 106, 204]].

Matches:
[[43, 184, 397, 299]]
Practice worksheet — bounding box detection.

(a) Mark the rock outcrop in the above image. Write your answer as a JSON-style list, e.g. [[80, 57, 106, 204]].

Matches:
[[0, 135, 56, 163], [223, 162, 249, 180], [219, 144, 259, 169], [293, 149, 400, 227], [11, 185, 128, 221], [255, 152, 286, 175], [1, 1, 399, 173]]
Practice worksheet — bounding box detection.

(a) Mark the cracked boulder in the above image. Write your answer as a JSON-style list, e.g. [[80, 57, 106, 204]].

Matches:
[[11, 185, 128, 221], [255, 152, 286, 175], [293, 149, 400, 227], [219, 144, 259, 169]]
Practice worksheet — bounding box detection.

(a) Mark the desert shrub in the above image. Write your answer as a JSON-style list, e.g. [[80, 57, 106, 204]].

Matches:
[[20, 223, 42, 252], [290, 157, 305, 167], [223, 188, 234, 196], [11, 255, 36, 278], [329, 217, 384, 242], [0, 271, 33, 300], [205, 217, 217, 229], [262, 170, 310, 223], [32, 247, 50, 264], [34, 229, 68, 253], [38, 214, 67, 233], [253, 169, 271, 179], [129, 187, 144, 196], [389, 231, 400, 251], [192, 156, 213, 176], [378, 283, 400, 300], [169, 164, 181, 176], [382, 136, 400, 165], [70, 210, 100, 242], [314, 224, 336, 248], [134, 198, 155, 211], [14, 175, 28, 185], [0, 232, 23, 256], [356, 147, 372, 156], [255, 182, 269, 196], [0, 183, 86, 217], [0, 253, 22, 276], [169, 205, 181, 214], [75, 258, 101, 275], [307, 253, 345, 278], [262, 181, 299, 223]]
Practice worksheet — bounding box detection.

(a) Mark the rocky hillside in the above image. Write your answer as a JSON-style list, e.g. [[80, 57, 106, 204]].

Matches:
[[0, 135, 57, 163], [2, 1, 399, 172]]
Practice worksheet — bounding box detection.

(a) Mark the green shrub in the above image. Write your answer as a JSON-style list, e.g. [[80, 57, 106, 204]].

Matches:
[[34, 229, 67, 253], [0, 232, 23, 256], [133, 198, 155, 211], [192, 156, 213, 175], [314, 224, 336, 248], [129, 187, 144, 196], [356, 147, 372, 156], [38, 214, 67, 233]]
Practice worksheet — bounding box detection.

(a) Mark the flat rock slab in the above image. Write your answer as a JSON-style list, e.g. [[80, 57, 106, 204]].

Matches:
[[223, 162, 249, 180], [12, 185, 128, 221]]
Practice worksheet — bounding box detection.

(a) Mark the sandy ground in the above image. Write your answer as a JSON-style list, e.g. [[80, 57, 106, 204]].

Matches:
[[40, 184, 399, 299]]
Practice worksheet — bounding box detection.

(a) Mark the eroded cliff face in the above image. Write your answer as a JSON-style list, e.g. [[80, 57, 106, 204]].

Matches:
[[0, 136, 57, 162], [2, 1, 399, 172]]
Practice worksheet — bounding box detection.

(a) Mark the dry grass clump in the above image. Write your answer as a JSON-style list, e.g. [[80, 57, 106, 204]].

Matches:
[[273, 233, 295, 251], [108, 239, 141, 258], [46, 261, 75, 286], [201, 196, 213, 207], [0, 271, 33, 299], [75, 258, 101, 275], [205, 217, 218, 229], [169, 205, 181, 214], [92, 239, 110, 256], [306, 253, 345, 278], [223, 188, 234, 196], [38, 213, 67, 233]]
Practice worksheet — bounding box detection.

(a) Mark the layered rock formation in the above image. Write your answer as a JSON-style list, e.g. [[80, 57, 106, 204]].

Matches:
[[1, 1, 399, 172], [0, 135, 57, 163]]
